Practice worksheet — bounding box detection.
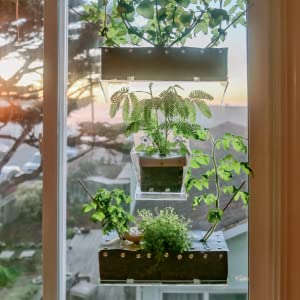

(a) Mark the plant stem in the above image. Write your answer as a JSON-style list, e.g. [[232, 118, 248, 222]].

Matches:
[[201, 180, 246, 242], [119, 11, 155, 46], [78, 180, 95, 201], [222, 181, 246, 212], [210, 134, 221, 209], [155, 0, 163, 45], [205, 5, 250, 48], [168, 11, 204, 47], [201, 222, 218, 243]]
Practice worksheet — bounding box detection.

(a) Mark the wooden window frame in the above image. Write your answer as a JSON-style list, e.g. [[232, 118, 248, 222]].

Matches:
[[43, 0, 300, 299]]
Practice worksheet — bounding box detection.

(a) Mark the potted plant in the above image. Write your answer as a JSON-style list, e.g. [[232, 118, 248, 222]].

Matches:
[[110, 83, 213, 199], [96, 207, 229, 282], [76, 0, 248, 81], [185, 127, 252, 242], [80, 182, 136, 241]]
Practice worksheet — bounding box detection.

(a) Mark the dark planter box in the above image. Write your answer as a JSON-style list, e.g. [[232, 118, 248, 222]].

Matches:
[[139, 155, 187, 193], [99, 231, 228, 283], [100, 47, 228, 81]]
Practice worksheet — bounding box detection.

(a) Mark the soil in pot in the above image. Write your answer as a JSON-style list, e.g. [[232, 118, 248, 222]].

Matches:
[[139, 155, 187, 193]]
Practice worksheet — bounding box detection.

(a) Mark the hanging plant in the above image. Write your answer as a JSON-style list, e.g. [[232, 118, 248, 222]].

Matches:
[[185, 127, 252, 242], [110, 83, 213, 156], [79, 0, 248, 47]]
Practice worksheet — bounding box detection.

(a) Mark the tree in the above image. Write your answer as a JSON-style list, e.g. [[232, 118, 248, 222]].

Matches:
[[15, 180, 42, 220], [0, 0, 129, 196]]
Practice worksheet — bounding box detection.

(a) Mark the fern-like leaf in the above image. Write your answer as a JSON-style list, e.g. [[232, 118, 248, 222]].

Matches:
[[193, 99, 212, 118], [125, 120, 143, 136], [189, 90, 214, 101], [122, 97, 130, 121]]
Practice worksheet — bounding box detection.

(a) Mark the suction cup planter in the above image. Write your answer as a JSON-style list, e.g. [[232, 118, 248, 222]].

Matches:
[[100, 47, 228, 82], [131, 149, 190, 201], [99, 231, 228, 283]]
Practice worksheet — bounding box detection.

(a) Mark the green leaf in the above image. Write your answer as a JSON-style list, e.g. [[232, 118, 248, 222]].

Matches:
[[232, 160, 241, 174], [82, 204, 93, 213], [193, 100, 212, 118], [191, 179, 205, 191], [203, 194, 217, 206], [122, 97, 130, 121], [194, 21, 209, 35], [222, 137, 230, 150], [224, 0, 231, 7], [137, 1, 155, 19], [193, 196, 202, 208], [176, 0, 190, 8], [189, 90, 214, 100], [241, 162, 252, 175], [179, 12, 193, 27], [223, 185, 234, 194], [234, 191, 249, 205], [192, 151, 210, 166], [232, 136, 247, 153], [207, 209, 224, 223], [91, 212, 105, 222], [195, 128, 209, 141], [229, 5, 238, 14]]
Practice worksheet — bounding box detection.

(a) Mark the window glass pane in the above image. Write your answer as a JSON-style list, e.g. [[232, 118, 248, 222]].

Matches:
[[66, 0, 248, 298], [210, 294, 247, 300], [0, 0, 43, 299]]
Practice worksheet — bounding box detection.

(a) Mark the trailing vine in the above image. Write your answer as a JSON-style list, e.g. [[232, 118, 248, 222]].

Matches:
[[185, 128, 252, 242]]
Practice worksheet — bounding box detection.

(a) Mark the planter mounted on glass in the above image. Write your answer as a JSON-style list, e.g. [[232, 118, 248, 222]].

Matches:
[[100, 47, 228, 82], [99, 231, 228, 283], [131, 149, 190, 201]]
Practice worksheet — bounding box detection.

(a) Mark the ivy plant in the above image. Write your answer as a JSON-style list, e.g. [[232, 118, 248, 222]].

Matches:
[[78, 0, 248, 47], [138, 207, 192, 255], [185, 128, 252, 242], [81, 184, 134, 240], [110, 84, 214, 156]]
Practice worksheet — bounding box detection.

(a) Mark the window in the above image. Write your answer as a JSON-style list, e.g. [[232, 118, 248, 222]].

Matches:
[[0, 0, 43, 298], [64, 0, 249, 299]]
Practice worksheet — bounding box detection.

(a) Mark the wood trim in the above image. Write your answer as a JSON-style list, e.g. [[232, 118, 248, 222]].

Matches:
[[248, 1, 275, 298], [280, 1, 300, 299], [249, 0, 300, 299]]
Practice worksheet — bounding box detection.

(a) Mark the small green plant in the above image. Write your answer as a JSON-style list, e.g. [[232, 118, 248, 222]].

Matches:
[[185, 128, 252, 242], [138, 207, 192, 255], [110, 84, 213, 156], [0, 265, 20, 287], [78, 0, 248, 47], [81, 184, 134, 240]]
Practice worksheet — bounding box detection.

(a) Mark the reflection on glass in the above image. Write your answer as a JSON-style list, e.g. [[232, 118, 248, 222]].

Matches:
[[0, 0, 43, 299], [66, 0, 248, 299]]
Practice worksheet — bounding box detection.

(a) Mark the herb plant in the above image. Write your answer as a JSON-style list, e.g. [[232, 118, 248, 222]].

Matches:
[[79, 0, 248, 47], [185, 128, 252, 242], [82, 186, 134, 240], [110, 84, 213, 156], [138, 207, 192, 254]]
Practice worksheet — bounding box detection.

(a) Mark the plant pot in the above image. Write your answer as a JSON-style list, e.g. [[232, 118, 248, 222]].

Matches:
[[99, 231, 228, 283], [131, 149, 190, 200], [100, 47, 228, 82]]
